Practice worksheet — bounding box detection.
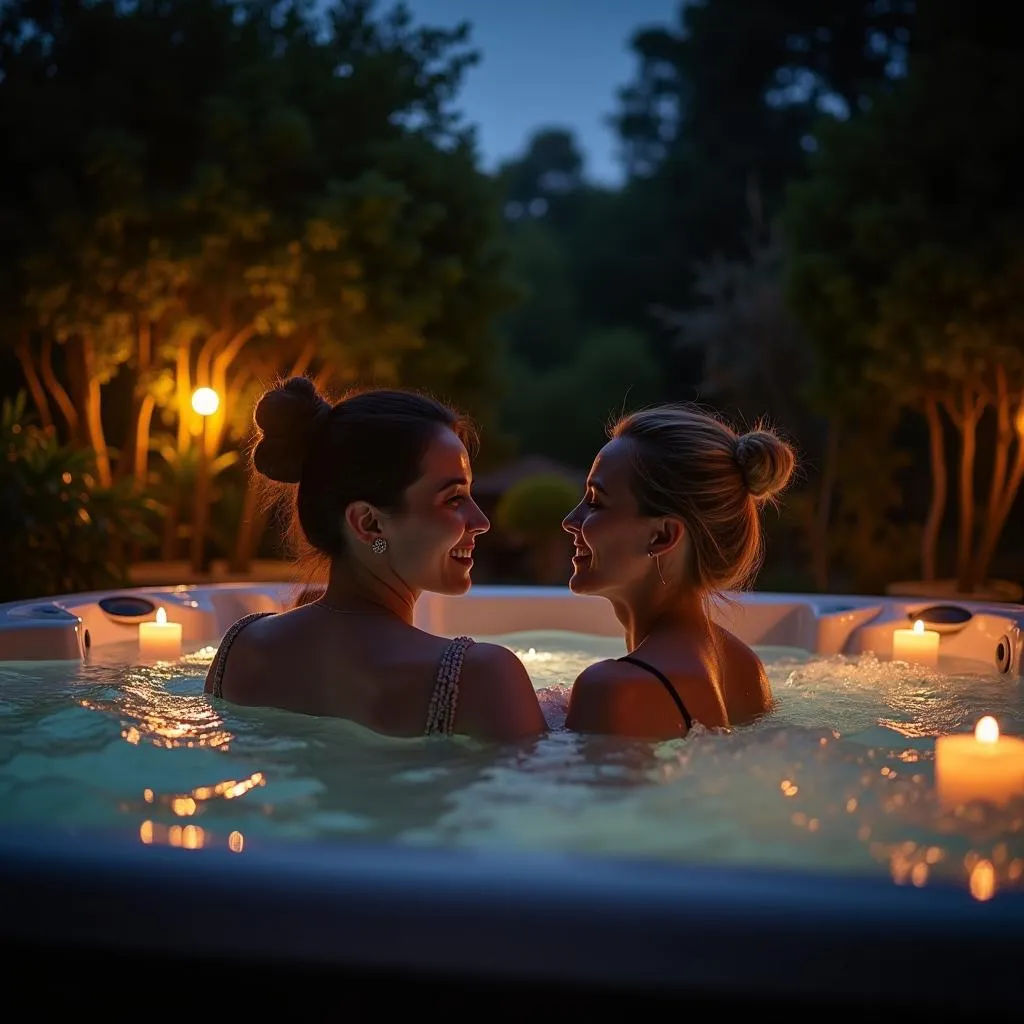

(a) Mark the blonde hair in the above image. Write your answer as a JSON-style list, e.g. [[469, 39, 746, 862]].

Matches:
[[611, 405, 795, 594]]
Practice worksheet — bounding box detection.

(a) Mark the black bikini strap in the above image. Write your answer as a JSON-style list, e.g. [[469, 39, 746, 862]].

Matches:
[[618, 655, 693, 731]]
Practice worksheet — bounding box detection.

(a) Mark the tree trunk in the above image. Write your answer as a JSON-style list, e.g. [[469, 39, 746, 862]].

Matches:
[[972, 409, 1024, 586], [195, 326, 228, 391], [118, 317, 154, 484], [952, 384, 983, 593], [230, 479, 268, 573], [13, 335, 53, 430], [921, 394, 947, 581], [86, 374, 112, 486], [39, 335, 79, 440], [133, 392, 157, 491], [127, 331, 156, 562], [970, 373, 1019, 587], [176, 344, 192, 455], [71, 335, 112, 486], [208, 324, 258, 451]]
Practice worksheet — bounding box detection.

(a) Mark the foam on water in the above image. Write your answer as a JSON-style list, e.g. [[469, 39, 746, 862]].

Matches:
[[0, 629, 1022, 897]]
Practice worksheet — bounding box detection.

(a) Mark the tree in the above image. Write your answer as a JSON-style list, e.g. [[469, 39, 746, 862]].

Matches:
[[654, 191, 811, 434], [653, 195, 825, 587], [652, 191, 918, 594], [495, 219, 579, 374], [503, 328, 663, 469], [611, 0, 915, 262], [785, 41, 1024, 592], [1, 0, 514, 568], [492, 126, 598, 377], [555, 0, 917, 410], [497, 127, 586, 226]]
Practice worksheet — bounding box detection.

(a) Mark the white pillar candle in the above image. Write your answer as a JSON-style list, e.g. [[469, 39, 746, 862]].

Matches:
[[936, 716, 1024, 809], [892, 618, 940, 666], [138, 606, 182, 661]]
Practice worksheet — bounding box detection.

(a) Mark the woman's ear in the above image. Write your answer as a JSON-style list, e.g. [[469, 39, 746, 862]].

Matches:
[[648, 517, 686, 557], [343, 501, 384, 545]]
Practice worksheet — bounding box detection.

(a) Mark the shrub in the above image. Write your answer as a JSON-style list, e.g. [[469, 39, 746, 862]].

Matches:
[[495, 473, 579, 541], [0, 393, 157, 601]]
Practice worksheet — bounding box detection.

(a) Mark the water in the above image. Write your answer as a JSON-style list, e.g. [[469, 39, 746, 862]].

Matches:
[[1, 629, 1022, 898]]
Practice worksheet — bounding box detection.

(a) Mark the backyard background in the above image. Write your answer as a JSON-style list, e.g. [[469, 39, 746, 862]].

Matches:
[[2, 0, 1022, 602]]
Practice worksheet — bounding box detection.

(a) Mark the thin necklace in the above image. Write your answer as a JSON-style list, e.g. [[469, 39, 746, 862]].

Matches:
[[313, 598, 395, 616]]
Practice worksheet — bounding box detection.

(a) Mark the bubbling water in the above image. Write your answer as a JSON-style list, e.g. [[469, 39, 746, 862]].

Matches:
[[0, 630, 1021, 898]]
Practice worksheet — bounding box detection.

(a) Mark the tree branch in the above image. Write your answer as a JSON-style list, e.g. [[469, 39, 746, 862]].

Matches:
[[13, 333, 53, 430], [39, 334, 80, 439]]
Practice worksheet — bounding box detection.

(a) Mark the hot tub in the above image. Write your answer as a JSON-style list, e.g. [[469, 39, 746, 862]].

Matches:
[[1, 583, 1022, 1009]]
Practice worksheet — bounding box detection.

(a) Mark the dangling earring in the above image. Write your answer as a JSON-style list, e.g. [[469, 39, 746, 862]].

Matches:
[[648, 550, 667, 586], [371, 537, 388, 555]]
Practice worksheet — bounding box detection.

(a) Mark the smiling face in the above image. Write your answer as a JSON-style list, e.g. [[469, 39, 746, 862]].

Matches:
[[382, 426, 490, 596], [561, 437, 655, 598]]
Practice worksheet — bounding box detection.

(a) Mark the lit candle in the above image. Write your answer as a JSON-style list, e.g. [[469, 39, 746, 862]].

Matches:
[[936, 716, 1024, 809], [892, 618, 940, 666], [138, 606, 182, 661]]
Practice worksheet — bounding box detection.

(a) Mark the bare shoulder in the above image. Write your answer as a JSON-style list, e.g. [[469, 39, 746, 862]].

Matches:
[[716, 625, 764, 670], [203, 612, 276, 700], [572, 657, 628, 689], [714, 624, 772, 717], [454, 640, 547, 742], [458, 640, 538, 696], [564, 658, 633, 733]]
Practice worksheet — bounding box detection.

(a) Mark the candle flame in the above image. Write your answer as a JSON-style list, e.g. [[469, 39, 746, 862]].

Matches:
[[155, 607, 167, 625], [975, 716, 1000, 744], [912, 619, 925, 634]]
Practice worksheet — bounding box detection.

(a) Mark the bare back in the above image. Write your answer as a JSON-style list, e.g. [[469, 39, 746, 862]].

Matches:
[[566, 622, 771, 740], [203, 606, 546, 743]]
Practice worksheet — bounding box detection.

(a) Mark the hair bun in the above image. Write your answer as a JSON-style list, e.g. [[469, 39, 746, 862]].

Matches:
[[252, 377, 332, 484], [735, 429, 795, 501]]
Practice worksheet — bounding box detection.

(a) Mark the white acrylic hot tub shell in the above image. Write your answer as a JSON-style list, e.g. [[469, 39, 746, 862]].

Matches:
[[0, 583, 1021, 677]]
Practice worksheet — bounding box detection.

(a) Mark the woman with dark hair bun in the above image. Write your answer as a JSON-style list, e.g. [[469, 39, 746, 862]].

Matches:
[[204, 376, 546, 743]]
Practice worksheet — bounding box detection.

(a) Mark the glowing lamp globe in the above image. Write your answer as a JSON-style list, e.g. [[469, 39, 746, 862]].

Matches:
[[191, 387, 220, 417]]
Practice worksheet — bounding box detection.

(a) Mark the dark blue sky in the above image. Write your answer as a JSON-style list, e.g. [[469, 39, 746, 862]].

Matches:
[[404, 0, 681, 184]]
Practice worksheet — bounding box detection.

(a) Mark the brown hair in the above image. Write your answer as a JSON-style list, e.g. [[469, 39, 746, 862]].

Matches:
[[252, 376, 478, 562], [610, 405, 795, 594]]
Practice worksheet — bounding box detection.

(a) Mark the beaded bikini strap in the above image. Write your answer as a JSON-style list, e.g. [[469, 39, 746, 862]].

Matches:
[[211, 612, 273, 698], [424, 635, 475, 737]]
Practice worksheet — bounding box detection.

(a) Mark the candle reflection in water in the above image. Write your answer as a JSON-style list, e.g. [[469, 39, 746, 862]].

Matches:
[[139, 820, 246, 852], [969, 858, 996, 901], [138, 772, 266, 814]]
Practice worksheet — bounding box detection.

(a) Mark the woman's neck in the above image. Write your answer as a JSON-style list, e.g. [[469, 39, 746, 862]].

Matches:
[[611, 586, 707, 652], [321, 560, 417, 625]]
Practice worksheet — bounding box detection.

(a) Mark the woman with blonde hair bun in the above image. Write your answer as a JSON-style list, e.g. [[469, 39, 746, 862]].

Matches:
[[562, 404, 796, 739]]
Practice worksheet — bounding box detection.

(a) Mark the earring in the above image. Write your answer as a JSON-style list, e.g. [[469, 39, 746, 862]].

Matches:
[[371, 537, 388, 555], [648, 550, 667, 586]]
